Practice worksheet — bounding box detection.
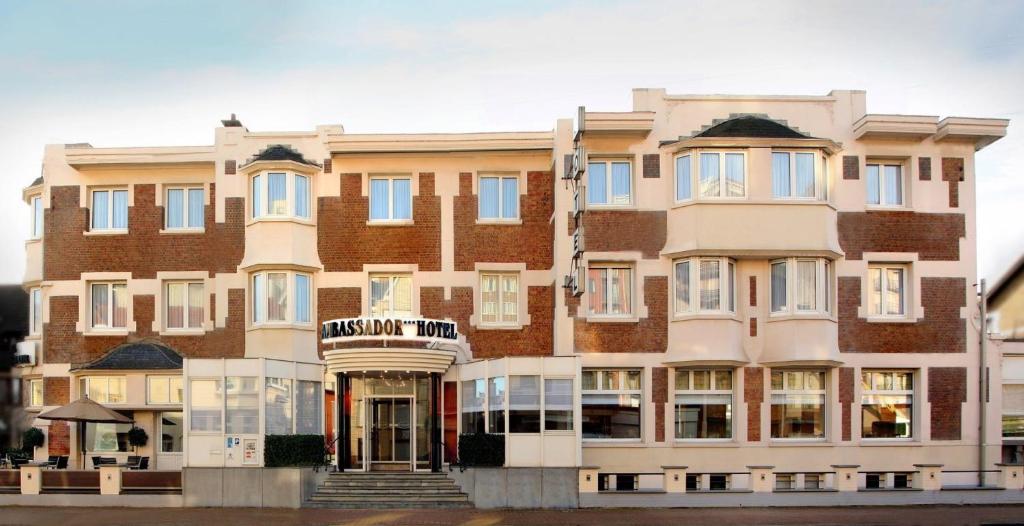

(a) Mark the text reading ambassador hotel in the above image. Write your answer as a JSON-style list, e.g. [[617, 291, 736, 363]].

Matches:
[[16, 89, 1007, 481]]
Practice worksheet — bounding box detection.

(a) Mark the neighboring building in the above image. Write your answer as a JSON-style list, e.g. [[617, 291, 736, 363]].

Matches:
[[14, 90, 1009, 496], [988, 254, 1024, 462]]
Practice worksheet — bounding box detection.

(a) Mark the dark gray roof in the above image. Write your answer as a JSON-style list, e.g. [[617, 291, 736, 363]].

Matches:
[[244, 144, 320, 168], [694, 114, 811, 139], [29, 176, 43, 187], [77, 341, 183, 371]]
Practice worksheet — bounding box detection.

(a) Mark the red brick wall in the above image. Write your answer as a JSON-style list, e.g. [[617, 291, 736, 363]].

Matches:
[[454, 171, 553, 271], [420, 285, 554, 359], [919, 157, 932, 181], [567, 276, 667, 353], [318, 173, 441, 272], [837, 211, 965, 261], [744, 367, 764, 442], [317, 287, 362, 356], [843, 156, 859, 180], [928, 367, 967, 440], [838, 277, 966, 353], [942, 157, 964, 208], [48, 421, 70, 455], [568, 211, 666, 259], [652, 367, 667, 442], [838, 367, 854, 441], [44, 184, 244, 280], [43, 377, 69, 406], [749, 276, 757, 307]]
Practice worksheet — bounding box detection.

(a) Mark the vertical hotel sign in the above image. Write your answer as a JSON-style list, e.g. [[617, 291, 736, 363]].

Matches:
[[563, 106, 586, 298]]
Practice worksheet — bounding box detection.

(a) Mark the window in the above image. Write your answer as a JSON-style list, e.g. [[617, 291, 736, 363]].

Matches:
[[772, 152, 819, 199], [90, 188, 128, 231], [769, 258, 832, 315], [674, 257, 736, 315], [479, 175, 519, 220], [509, 375, 541, 433], [674, 369, 732, 439], [90, 282, 128, 329], [189, 379, 222, 432], [159, 411, 183, 453], [544, 379, 574, 431], [369, 176, 412, 221], [85, 416, 133, 453], [165, 187, 204, 230], [29, 288, 41, 335], [225, 377, 259, 435], [369, 274, 412, 317], [166, 281, 204, 330], [295, 380, 322, 434], [251, 172, 310, 220], [30, 195, 43, 239], [147, 376, 183, 404], [587, 160, 631, 205], [581, 369, 641, 440], [1003, 384, 1024, 438], [868, 264, 906, 317], [252, 271, 311, 325], [462, 379, 485, 434], [480, 273, 518, 325], [699, 152, 745, 198], [488, 377, 505, 433], [28, 378, 43, 407], [265, 377, 293, 435], [79, 376, 126, 404], [770, 370, 826, 439], [675, 155, 692, 201], [866, 163, 903, 206], [587, 265, 631, 316], [861, 371, 913, 439]]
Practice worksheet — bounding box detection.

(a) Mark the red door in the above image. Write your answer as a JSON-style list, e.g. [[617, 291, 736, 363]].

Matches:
[[443, 381, 458, 463]]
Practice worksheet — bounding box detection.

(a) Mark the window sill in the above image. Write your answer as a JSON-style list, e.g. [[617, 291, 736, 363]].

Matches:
[[366, 219, 414, 227], [246, 217, 315, 227], [671, 199, 836, 210], [587, 203, 635, 211], [671, 313, 740, 323], [475, 323, 524, 331], [864, 316, 918, 324], [247, 323, 316, 332], [768, 439, 830, 446], [672, 440, 738, 447], [25, 238, 41, 245], [858, 439, 919, 446], [160, 329, 206, 336], [83, 229, 128, 236], [159, 228, 206, 235], [582, 440, 645, 447], [24, 334, 41, 341], [584, 315, 640, 324], [475, 218, 523, 226], [766, 313, 836, 323], [865, 204, 908, 212], [84, 329, 129, 337]]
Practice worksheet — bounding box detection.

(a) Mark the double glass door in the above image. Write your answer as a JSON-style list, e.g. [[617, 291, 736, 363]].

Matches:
[[370, 397, 412, 468]]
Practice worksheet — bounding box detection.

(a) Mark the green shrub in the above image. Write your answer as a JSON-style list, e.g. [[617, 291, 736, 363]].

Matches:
[[458, 433, 504, 467], [264, 435, 325, 467], [22, 428, 44, 451]]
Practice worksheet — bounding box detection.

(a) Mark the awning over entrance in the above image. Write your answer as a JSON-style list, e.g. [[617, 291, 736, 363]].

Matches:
[[323, 346, 458, 375]]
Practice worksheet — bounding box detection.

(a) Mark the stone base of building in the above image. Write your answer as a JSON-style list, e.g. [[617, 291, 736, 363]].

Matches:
[[182, 467, 327, 508], [446, 467, 579, 508], [580, 488, 1024, 508]]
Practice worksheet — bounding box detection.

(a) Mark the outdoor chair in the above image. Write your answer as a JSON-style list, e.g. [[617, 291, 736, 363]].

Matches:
[[10, 458, 29, 469], [126, 456, 141, 469], [130, 457, 149, 470], [54, 456, 68, 469], [46, 455, 59, 468], [91, 456, 102, 469]]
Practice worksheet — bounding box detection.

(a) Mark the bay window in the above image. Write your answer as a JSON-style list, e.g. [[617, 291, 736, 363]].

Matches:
[[487, 377, 505, 433], [769, 258, 833, 315], [165, 186, 205, 230], [544, 379, 574, 431], [29, 287, 41, 335], [90, 282, 128, 329], [80, 376, 126, 404], [868, 264, 907, 317], [861, 370, 913, 439], [478, 174, 519, 220], [587, 160, 631, 206], [252, 271, 312, 325], [699, 152, 745, 198], [147, 376, 183, 404], [160, 412, 184, 453], [251, 172, 311, 220], [866, 163, 904, 206], [770, 370, 826, 440], [31, 195, 43, 239], [772, 151, 821, 199], [462, 379, 486, 434], [674, 369, 732, 439], [675, 154, 692, 201], [166, 281, 204, 330], [674, 257, 736, 315], [28, 378, 43, 407], [369, 274, 412, 317], [85, 414, 133, 453], [91, 188, 128, 231], [587, 264, 632, 316], [508, 375, 540, 433], [480, 273, 518, 325], [582, 369, 641, 440], [369, 176, 412, 221]]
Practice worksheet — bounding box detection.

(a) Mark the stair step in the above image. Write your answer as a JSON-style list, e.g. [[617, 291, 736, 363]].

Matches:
[[305, 501, 473, 509], [314, 490, 467, 497], [311, 495, 469, 502]]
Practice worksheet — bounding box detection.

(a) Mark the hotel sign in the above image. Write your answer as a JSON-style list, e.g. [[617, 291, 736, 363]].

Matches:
[[321, 317, 459, 344], [563, 105, 587, 298]]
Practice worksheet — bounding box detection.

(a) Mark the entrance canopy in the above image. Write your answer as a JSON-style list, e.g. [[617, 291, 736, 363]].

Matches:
[[321, 317, 468, 375], [324, 346, 458, 375]]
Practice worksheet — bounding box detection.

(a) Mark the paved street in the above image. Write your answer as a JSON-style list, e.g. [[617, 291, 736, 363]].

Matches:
[[1, 506, 1023, 526]]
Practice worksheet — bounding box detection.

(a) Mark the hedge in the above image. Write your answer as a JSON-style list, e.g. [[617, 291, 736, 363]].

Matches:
[[458, 433, 505, 467], [264, 434, 325, 467]]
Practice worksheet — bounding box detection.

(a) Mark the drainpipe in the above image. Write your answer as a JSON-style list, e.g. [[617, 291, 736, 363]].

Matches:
[[979, 279, 988, 487]]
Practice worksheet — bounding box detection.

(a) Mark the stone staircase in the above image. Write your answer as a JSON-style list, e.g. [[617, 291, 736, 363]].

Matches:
[[306, 472, 472, 509]]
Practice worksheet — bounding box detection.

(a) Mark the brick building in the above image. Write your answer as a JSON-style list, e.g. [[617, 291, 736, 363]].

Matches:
[[13, 89, 1010, 496]]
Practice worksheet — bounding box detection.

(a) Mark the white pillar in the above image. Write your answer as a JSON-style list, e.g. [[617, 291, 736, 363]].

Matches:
[[832, 464, 859, 492], [99, 465, 122, 495], [913, 463, 943, 490], [20, 466, 41, 495], [579, 466, 600, 493], [748, 465, 774, 493], [997, 463, 1024, 490], [662, 465, 688, 493]]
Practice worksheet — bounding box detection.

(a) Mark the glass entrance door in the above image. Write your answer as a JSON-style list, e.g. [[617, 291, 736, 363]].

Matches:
[[369, 397, 412, 469]]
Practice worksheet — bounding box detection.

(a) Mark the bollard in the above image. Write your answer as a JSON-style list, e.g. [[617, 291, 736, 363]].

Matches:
[[747, 465, 774, 493], [831, 465, 860, 492], [20, 465, 41, 495], [662, 465, 688, 493], [99, 465, 122, 495]]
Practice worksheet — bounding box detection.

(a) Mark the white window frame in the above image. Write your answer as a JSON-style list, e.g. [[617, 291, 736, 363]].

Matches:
[[188, 377, 224, 434], [771, 150, 823, 200], [698, 151, 747, 199], [251, 270, 312, 326], [586, 263, 633, 317], [29, 287, 42, 335], [477, 174, 520, 221], [581, 369, 643, 442], [28, 378, 43, 408], [673, 257, 736, 316], [89, 281, 128, 330], [860, 370, 914, 441], [479, 272, 519, 326], [90, 188, 129, 232], [368, 175, 413, 223], [866, 162, 905, 207], [164, 281, 205, 331], [673, 369, 734, 441], [30, 195, 43, 239], [770, 369, 827, 441], [79, 376, 127, 405], [147, 376, 184, 405], [867, 264, 908, 318], [250, 171, 310, 220], [369, 274, 413, 318], [769, 258, 832, 316], [586, 159, 633, 207], [164, 185, 205, 230], [674, 154, 693, 203]]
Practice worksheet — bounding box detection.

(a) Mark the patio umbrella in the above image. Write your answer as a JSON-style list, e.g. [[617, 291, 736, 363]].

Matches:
[[37, 397, 134, 469]]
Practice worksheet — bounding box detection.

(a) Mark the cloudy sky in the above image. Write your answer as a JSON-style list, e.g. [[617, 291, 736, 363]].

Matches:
[[1, 0, 1021, 286]]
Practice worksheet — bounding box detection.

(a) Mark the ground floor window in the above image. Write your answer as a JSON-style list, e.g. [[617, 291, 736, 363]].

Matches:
[[296, 380, 323, 434], [265, 378, 293, 435], [159, 411, 183, 453], [85, 411, 134, 452], [462, 379, 486, 434], [1003, 384, 1024, 438], [674, 369, 732, 439], [861, 370, 913, 439], [770, 370, 826, 439], [544, 379, 574, 431], [582, 369, 641, 440], [508, 375, 540, 433]]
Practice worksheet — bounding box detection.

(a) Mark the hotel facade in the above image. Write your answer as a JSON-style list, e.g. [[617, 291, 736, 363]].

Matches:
[[13, 88, 1016, 504]]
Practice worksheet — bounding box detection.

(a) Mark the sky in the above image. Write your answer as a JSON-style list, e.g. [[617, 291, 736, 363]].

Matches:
[[0, 0, 1022, 286]]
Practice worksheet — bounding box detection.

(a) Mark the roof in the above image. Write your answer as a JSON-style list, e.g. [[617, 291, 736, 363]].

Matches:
[[989, 253, 1024, 306], [243, 144, 320, 167], [29, 176, 42, 187], [694, 114, 812, 139], [76, 341, 183, 371]]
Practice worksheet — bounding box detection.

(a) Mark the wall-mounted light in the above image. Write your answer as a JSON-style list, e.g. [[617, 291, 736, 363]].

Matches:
[[846, 473, 851, 480], [673, 474, 679, 481], [585, 474, 591, 482], [760, 474, 766, 480], [930, 473, 935, 479]]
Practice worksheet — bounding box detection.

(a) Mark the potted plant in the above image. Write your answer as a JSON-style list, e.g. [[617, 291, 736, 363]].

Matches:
[[22, 428, 44, 457], [127, 426, 148, 452]]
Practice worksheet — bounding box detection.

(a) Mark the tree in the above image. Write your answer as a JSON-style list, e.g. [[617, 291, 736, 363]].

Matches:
[[22, 427, 44, 454], [127, 427, 148, 452]]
